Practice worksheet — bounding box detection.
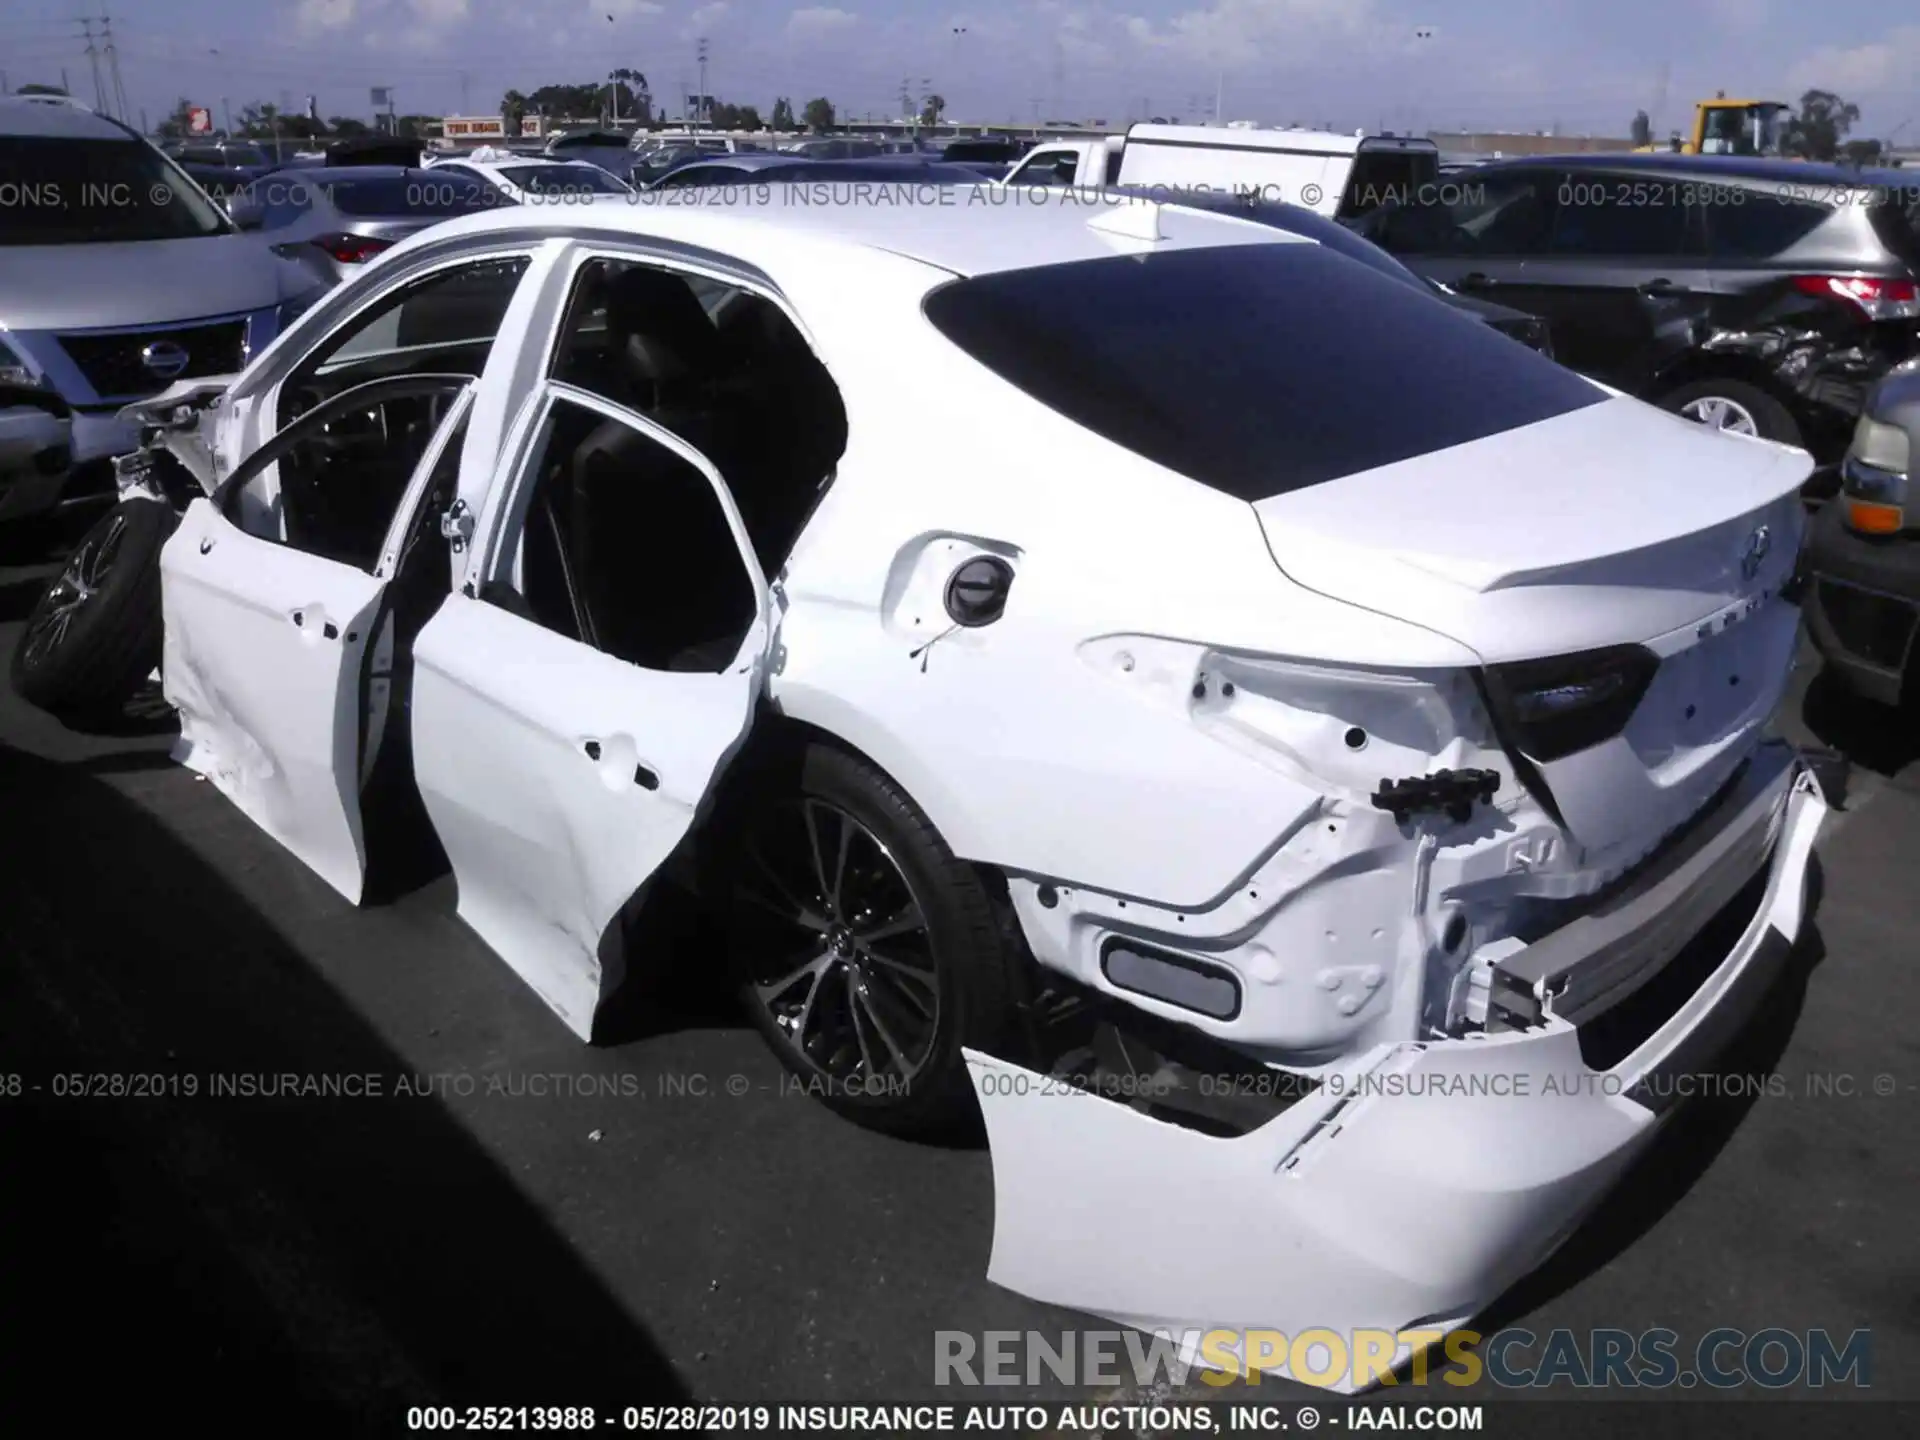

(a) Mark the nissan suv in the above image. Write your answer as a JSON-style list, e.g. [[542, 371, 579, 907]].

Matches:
[[1357, 153, 1920, 488], [0, 96, 325, 522]]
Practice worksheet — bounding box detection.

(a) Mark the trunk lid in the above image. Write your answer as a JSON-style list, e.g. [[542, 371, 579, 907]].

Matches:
[[1250, 395, 1811, 665]]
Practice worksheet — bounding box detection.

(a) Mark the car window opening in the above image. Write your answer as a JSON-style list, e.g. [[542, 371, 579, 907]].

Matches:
[[222, 378, 469, 571], [546, 258, 848, 577], [281, 256, 532, 425], [492, 396, 759, 674]]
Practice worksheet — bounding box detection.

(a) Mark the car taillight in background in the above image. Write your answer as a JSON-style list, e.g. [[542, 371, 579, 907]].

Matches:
[[1842, 415, 1911, 536], [310, 232, 394, 264], [1790, 274, 1920, 322]]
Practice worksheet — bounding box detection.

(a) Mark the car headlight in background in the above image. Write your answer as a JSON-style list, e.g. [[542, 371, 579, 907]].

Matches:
[[1843, 415, 1911, 536]]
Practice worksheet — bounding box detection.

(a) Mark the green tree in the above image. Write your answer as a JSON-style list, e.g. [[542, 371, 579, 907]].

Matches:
[[920, 93, 946, 126], [1783, 89, 1859, 162], [156, 97, 199, 140], [17, 82, 68, 96], [802, 96, 836, 132], [329, 115, 371, 137], [1629, 110, 1651, 147], [770, 96, 796, 130]]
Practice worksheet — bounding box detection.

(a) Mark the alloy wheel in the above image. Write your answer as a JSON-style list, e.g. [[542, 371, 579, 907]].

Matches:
[[733, 798, 941, 1090], [1678, 395, 1760, 436], [20, 512, 127, 668]]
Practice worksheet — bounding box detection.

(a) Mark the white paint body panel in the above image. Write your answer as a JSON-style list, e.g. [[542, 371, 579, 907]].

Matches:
[[410, 594, 765, 1039], [160, 499, 384, 901], [967, 767, 1825, 1389], [147, 195, 1832, 1360]]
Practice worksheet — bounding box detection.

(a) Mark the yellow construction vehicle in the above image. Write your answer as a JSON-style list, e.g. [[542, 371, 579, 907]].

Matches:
[[1637, 94, 1794, 157]]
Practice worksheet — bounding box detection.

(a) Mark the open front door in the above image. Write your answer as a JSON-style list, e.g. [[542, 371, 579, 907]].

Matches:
[[163, 502, 387, 899], [410, 383, 771, 1039], [160, 375, 474, 903]]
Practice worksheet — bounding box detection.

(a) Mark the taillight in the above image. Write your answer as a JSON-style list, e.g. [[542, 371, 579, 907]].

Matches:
[[311, 232, 393, 264], [1790, 273, 1920, 321]]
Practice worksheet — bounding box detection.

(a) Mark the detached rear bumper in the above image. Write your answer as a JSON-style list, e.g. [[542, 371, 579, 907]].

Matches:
[[965, 741, 1825, 1391]]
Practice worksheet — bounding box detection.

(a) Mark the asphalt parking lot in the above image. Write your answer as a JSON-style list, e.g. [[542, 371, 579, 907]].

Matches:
[[2, 510, 1917, 1430]]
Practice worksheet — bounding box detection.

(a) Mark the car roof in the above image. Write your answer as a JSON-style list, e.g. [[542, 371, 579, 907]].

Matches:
[[0, 96, 134, 141], [425, 187, 1313, 279], [1475, 151, 1909, 190], [299, 164, 433, 182]]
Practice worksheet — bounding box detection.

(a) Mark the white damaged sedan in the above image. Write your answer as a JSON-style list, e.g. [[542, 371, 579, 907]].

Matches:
[[30, 190, 1828, 1384]]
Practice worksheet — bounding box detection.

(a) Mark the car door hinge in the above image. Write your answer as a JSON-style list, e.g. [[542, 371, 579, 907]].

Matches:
[[440, 498, 475, 554]]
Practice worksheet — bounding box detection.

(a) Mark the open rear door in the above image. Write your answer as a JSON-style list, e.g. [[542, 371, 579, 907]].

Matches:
[[409, 382, 771, 1038]]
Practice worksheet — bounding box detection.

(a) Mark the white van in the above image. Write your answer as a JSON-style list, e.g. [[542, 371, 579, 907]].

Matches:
[[1001, 123, 1440, 221]]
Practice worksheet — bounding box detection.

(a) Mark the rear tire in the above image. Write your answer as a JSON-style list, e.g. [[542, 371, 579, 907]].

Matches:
[[1657, 377, 1802, 447], [10, 499, 174, 717], [718, 738, 1025, 1139]]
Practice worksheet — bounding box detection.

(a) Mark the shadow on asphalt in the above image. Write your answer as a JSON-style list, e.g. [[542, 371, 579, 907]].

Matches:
[[0, 737, 692, 1431], [1800, 669, 1920, 779]]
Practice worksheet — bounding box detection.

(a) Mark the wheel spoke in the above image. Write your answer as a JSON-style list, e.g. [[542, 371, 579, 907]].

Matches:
[[852, 977, 914, 1076], [843, 964, 879, 1076], [754, 943, 832, 1006], [738, 839, 829, 932], [802, 800, 853, 918], [856, 900, 927, 945], [80, 516, 125, 586], [861, 951, 936, 1021]]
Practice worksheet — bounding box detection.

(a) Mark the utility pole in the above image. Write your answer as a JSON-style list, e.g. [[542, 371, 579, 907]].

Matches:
[[460, 70, 471, 115], [1215, 71, 1223, 126], [78, 17, 105, 112], [221, 95, 232, 136], [102, 12, 129, 120], [695, 37, 709, 132]]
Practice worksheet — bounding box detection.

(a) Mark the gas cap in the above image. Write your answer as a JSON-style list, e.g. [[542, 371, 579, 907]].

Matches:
[[943, 555, 1015, 627]]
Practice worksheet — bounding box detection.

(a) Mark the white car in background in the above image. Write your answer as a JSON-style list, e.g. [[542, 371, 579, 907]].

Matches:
[[13, 192, 1829, 1388], [424, 146, 633, 201]]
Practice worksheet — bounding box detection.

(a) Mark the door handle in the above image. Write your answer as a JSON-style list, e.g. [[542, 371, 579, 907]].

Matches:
[[1638, 278, 1683, 296]]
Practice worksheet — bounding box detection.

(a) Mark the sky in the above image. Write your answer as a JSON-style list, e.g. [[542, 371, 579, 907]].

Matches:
[[2, 1, 1916, 141]]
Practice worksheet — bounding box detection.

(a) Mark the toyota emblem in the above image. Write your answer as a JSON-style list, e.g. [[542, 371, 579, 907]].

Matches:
[[140, 340, 190, 381], [1739, 524, 1771, 582]]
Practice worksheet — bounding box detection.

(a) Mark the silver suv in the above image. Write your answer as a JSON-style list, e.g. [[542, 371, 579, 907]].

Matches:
[[0, 96, 326, 522]]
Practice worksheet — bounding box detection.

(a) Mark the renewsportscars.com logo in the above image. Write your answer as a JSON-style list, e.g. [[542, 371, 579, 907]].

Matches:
[[934, 1327, 1873, 1390]]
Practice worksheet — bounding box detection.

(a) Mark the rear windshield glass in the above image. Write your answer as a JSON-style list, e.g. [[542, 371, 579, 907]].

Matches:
[[332, 176, 495, 217], [922, 244, 1605, 501], [1340, 149, 1440, 219], [0, 136, 229, 244], [1868, 191, 1920, 267]]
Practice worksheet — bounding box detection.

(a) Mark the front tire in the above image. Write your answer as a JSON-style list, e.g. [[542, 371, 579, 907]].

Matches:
[[720, 739, 1024, 1138], [1657, 377, 1802, 447], [10, 499, 174, 716]]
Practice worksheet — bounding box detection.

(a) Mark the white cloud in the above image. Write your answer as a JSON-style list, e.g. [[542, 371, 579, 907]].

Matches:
[[787, 6, 857, 40], [297, 0, 357, 30], [1123, 0, 1378, 67], [1788, 25, 1920, 98], [602, 0, 664, 18], [412, 0, 470, 21], [1703, 0, 1767, 30], [684, 1, 731, 34]]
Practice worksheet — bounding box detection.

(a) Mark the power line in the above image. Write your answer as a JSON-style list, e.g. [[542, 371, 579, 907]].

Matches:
[[102, 12, 129, 121], [77, 16, 105, 112]]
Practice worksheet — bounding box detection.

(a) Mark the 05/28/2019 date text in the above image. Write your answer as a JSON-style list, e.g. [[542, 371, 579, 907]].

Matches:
[[407, 1407, 771, 1432]]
